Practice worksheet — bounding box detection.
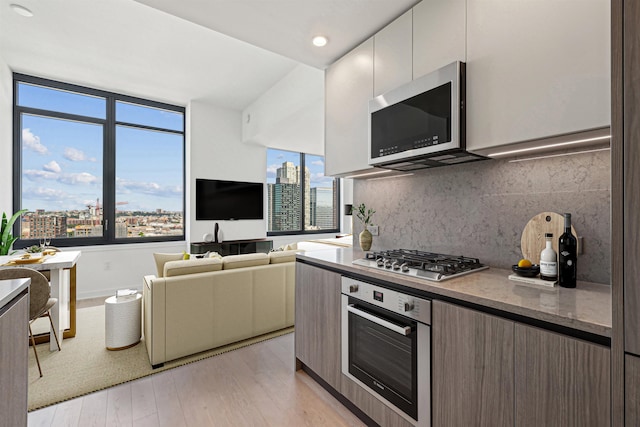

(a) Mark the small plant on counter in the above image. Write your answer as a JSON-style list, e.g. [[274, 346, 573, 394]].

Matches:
[[25, 245, 43, 253], [355, 203, 375, 251], [355, 203, 376, 227], [0, 209, 28, 255]]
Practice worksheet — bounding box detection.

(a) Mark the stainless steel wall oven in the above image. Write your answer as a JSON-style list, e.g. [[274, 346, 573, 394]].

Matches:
[[341, 277, 431, 426]]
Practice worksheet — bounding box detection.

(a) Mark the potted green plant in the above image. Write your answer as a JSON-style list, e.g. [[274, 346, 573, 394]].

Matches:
[[1, 209, 27, 255], [355, 203, 375, 251]]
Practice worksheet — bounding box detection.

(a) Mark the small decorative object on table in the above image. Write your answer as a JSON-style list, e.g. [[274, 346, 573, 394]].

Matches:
[[355, 203, 376, 251]]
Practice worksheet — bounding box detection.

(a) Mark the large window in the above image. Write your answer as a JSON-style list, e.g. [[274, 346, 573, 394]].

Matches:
[[266, 148, 339, 235], [13, 74, 185, 247]]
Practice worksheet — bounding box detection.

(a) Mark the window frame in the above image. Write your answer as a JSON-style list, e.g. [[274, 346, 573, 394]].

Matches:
[[12, 73, 186, 248], [266, 149, 340, 237]]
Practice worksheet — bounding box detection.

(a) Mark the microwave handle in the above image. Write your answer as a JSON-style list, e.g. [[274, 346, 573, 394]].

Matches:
[[347, 304, 412, 336]]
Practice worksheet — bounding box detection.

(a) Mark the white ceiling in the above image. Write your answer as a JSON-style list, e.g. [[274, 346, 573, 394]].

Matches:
[[0, 0, 418, 110]]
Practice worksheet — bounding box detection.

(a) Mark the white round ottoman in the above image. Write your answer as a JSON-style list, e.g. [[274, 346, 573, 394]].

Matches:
[[105, 294, 142, 350]]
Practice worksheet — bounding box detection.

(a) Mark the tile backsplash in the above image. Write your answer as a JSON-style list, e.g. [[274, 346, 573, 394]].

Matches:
[[353, 149, 610, 284]]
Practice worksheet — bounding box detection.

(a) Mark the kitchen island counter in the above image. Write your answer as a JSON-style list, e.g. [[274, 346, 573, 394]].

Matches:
[[297, 248, 611, 338]]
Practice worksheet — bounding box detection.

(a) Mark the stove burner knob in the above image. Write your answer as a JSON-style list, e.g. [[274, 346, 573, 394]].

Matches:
[[404, 302, 415, 312], [401, 263, 410, 272], [384, 259, 393, 269], [376, 258, 385, 267], [391, 261, 401, 270], [349, 284, 359, 293]]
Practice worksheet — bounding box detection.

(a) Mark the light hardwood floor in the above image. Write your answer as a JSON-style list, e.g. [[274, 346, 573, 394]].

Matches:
[[27, 333, 365, 427]]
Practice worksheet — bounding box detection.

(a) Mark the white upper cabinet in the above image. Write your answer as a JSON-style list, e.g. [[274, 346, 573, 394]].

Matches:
[[466, 0, 611, 153], [374, 10, 413, 97], [413, 0, 467, 79], [325, 38, 374, 177]]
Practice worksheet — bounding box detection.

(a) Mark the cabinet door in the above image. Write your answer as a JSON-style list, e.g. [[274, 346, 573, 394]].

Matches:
[[0, 294, 28, 427], [412, 0, 466, 79], [624, 0, 640, 356], [374, 9, 413, 97], [466, 0, 610, 152], [325, 38, 374, 177], [515, 324, 610, 427], [294, 262, 342, 390], [432, 301, 515, 426], [626, 354, 640, 425]]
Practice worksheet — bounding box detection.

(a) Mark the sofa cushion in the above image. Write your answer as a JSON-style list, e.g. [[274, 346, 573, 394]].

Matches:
[[222, 253, 269, 270], [164, 258, 223, 277], [268, 249, 298, 264], [153, 253, 184, 277]]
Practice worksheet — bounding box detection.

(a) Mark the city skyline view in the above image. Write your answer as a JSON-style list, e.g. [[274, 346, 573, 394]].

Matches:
[[267, 149, 338, 232]]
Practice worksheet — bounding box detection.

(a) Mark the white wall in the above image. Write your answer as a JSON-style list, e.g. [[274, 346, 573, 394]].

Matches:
[[242, 64, 324, 155], [189, 100, 268, 243], [0, 55, 13, 215]]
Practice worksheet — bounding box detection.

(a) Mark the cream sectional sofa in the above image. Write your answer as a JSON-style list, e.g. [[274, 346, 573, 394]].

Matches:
[[143, 250, 296, 367]]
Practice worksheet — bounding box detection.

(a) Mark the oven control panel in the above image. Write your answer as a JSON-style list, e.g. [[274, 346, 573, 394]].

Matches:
[[341, 277, 431, 325]]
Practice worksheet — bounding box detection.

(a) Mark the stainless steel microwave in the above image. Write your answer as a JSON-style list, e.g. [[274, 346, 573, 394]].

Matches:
[[369, 61, 485, 170]]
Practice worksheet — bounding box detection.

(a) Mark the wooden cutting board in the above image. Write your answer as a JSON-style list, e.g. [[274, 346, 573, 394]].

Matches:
[[520, 212, 578, 265]]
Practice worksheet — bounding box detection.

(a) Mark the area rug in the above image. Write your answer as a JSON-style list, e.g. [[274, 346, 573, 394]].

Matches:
[[27, 305, 294, 411]]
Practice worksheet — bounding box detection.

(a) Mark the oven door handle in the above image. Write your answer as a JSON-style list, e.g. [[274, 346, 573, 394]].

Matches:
[[347, 304, 412, 336]]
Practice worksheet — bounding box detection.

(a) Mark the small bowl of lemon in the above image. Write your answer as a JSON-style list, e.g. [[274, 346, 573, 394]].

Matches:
[[512, 259, 540, 278]]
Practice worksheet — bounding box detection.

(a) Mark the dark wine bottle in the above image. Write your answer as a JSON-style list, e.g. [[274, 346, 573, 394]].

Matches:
[[558, 213, 577, 288]]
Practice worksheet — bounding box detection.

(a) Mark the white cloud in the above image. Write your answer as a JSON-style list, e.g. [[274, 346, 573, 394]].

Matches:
[[64, 147, 96, 162], [22, 129, 49, 154], [116, 177, 182, 198], [266, 164, 279, 177], [24, 169, 58, 181], [43, 160, 61, 173], [58, 172, 98, 185], [311, 160, 324, 166], [24, 169, 98, 186]]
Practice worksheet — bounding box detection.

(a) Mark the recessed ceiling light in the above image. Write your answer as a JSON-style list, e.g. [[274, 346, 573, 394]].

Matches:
[[10, 4, 33, 17], [312, 36, 328, 47]]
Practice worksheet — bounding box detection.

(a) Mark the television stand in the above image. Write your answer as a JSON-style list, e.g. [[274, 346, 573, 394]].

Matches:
[[190, 238, 273, 256]]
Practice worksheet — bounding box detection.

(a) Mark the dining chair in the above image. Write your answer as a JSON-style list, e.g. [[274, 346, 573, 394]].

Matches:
[[0, 267, 61, 377]]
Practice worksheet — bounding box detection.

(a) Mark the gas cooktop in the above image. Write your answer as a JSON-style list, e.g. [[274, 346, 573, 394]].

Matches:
[[352, 249, 489, 282]]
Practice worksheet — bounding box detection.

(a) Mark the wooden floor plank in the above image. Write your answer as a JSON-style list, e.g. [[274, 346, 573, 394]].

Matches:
[[78, 389, 108, 427], [106, 382, 133, 426], [27, 403, 57, 427], [130, 376, 156, 422], [49, 397, 83, 427], [29, 334, 364, 427]]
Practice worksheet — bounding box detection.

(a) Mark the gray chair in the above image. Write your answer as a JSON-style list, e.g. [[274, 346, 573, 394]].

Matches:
[[0, 267, 61, 377]]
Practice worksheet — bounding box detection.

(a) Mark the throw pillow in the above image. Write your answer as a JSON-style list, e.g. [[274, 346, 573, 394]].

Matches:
[[153, 253, 184, 277]]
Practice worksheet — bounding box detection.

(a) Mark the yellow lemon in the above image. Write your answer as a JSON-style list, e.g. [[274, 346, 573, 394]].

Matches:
[[518, 259, 532, 268]]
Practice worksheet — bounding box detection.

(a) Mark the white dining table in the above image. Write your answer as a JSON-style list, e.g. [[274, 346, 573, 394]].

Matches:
[[0, 250, 81, 350]]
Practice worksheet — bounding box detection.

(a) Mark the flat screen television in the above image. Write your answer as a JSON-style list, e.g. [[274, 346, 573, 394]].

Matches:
[[196, 178, 264, 220]]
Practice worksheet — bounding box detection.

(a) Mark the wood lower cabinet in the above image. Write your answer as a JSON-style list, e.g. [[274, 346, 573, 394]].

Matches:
[[514, 324, 611, 427], [626, 354, 640, 425], [340, 375, 413, 427], [432, 301, 611, 427], [432, 300, 515, 426], [294, 262, 342, 390], [0, 292, 29, 426]]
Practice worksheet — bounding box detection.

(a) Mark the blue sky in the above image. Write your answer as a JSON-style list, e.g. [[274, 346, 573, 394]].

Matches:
[[19, 83, 184, 213]]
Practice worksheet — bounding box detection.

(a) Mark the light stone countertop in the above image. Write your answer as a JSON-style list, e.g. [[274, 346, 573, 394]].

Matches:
[[297, 248, 612, 338], [0, 278, 30, 309]]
